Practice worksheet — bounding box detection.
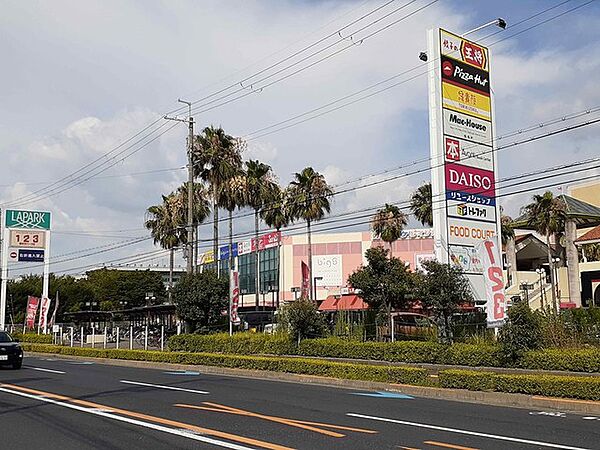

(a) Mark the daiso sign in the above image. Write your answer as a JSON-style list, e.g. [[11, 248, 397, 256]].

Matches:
[[445, 162, 495, 198]]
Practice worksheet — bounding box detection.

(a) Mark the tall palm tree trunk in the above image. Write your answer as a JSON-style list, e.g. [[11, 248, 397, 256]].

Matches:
[[229, 210, 234, 272], [307, 219, 313, 301], [389, 242, 393, 258], [276, 230, 281, 309], [213, 197, 219, 275], [255, 209, 260, 310], [168, 248, 174, 303], [546, 232, 557, 312]]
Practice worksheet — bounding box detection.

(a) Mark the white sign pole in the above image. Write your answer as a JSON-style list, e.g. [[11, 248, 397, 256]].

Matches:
[[0, 211, 8, 331], [40, 229, 51, 334], [427, 29, 448, 264]]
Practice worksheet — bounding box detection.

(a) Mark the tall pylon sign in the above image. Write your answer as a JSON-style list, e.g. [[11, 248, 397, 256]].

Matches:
[[427, 28, 502, 314], [1, 209, 52, 331]]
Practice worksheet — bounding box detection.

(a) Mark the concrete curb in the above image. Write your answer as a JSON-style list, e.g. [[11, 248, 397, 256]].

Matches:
[[29, 351, 600, 415]]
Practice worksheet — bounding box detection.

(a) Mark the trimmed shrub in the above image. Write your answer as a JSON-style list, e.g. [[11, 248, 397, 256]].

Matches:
[[439, 369, 600, 400], [442, 343, 502, 367], [168, 333, 296, 355], [438, 369, 496, 391], [519, 348, 600, 373], [11, 333, 53, 344], [22, 343, 429, 386], [495, 373, 600, 401]]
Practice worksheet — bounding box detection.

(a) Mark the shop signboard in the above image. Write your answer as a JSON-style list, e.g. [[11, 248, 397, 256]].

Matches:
[[428, 26, 501, 309]]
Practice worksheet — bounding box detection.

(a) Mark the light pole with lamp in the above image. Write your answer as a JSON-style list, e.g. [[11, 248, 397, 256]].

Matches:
[[552, 257, 561, 310], [535, 268, 545, 309]]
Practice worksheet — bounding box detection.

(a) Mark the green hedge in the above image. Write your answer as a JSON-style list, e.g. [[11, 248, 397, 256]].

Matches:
[[439, 369, 600, 400], [22, 343, 429, 386], [170, 334, 501, 367], [168, 333, 296, 355], [518, 348, 600, 373], [11, 333, 53, 344], [167, 334, 600, 373]]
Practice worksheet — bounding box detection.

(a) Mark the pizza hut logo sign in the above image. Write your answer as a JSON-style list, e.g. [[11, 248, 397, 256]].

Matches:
[[442, 60, 454, 77], [445, 137, 460, 161], [461, 41, 486, 69]]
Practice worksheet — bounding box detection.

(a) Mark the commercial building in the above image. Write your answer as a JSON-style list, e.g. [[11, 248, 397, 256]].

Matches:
[[199, 229, 435, 310]]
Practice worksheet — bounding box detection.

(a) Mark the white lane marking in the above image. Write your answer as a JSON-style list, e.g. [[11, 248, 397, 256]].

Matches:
[[347, 413, 591, 450], [0, 386, 256, 450], [529, 411, 566, 418], [27, 367, 66, 374], [120, 380, 209, 395]]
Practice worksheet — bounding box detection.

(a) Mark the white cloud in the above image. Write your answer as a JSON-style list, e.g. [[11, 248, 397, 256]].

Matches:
[[0, 1, 598, 272]]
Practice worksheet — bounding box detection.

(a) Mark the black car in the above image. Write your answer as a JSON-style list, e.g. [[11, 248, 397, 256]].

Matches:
[[0, 331, 23, 369]]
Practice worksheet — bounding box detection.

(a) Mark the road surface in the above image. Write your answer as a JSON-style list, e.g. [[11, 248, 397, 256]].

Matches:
[[0, 355, 598, 449]]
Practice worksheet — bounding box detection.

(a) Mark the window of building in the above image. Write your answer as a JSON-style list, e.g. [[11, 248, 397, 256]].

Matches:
[[260, 247, 279, 293], [239, 253, 256, 294]]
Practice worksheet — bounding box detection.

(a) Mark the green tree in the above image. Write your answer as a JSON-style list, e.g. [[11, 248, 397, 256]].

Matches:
[[193, 126, 241, 263], [171, 271, 229, 332], [501, 209, 517, 288], [244, 160, 278, 308], [522, 191, 566, 312], [410, 182, 433, 227], [371, 203, 408, 257], [287, 167, 333, 300], [415, 260, 473, 344], [499, 301, 543, 363], [145, 184, 210, 297], [84, 268, 166, 310], [348, 247, 415, 338], [278, 298, 326, 343]]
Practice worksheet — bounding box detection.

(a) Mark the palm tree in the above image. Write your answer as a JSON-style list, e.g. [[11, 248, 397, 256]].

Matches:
[[371, 204, 408, 257], [410, 182, 433, 227], [522, 191, 566, 312], [193, 126, 241, 270], [219, 170, 247, 272], [146, 184, 211, 298], [261, 185, 292, 308], [287, 167, 333, 301], [145, 195, 185, 301], [245, 160, 278, 309]]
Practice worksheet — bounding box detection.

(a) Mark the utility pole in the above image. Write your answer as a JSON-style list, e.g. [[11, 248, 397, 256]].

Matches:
[[165, 99, 195, 274]]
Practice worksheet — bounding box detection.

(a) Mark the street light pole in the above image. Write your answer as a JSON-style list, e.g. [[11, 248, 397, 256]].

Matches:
[[165, 100, 195, 275]]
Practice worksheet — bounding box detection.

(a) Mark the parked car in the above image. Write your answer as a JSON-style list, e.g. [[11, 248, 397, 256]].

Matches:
[[392, 312, 436, 340], [0, 331, 23, 370]]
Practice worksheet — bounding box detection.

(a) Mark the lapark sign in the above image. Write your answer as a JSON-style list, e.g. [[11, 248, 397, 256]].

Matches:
[[5, 209, 51, 230]]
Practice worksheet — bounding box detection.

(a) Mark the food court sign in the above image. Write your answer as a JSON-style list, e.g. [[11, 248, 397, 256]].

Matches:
[[427, 28, 502, 313]]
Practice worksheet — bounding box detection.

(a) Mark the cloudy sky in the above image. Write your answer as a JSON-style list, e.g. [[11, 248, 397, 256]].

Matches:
[[1, 0, 599, 275]]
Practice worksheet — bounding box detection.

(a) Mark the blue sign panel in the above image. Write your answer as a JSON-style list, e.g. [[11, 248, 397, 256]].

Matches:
[[446, 190, 495, 206], [18, 249, 44, 262], [219, 243, 238, 261]]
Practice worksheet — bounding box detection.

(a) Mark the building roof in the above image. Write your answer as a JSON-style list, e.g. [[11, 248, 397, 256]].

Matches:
[[575, 225, 600, 245], [318, 294, 369, 311], [514, 194, 600, 230]]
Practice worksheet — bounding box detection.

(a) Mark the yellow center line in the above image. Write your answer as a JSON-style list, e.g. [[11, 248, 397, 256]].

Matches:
[[175, 401, 377, 438], [424, 441, 479, 450], [398, 446, 421, 450], [200, 401, 377, 435], [176, 403, 345, 438], [1, 383, 293, 450]]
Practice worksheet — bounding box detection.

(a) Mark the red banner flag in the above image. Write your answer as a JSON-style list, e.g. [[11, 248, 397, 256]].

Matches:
[[38, 296, 51, 332], [301, 261, 310, 299], [230, 271, 240, 325], [25, 296, 40, 330]]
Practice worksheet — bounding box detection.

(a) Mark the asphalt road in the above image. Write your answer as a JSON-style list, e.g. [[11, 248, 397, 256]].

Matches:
[[1, 355, 599, 450]]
